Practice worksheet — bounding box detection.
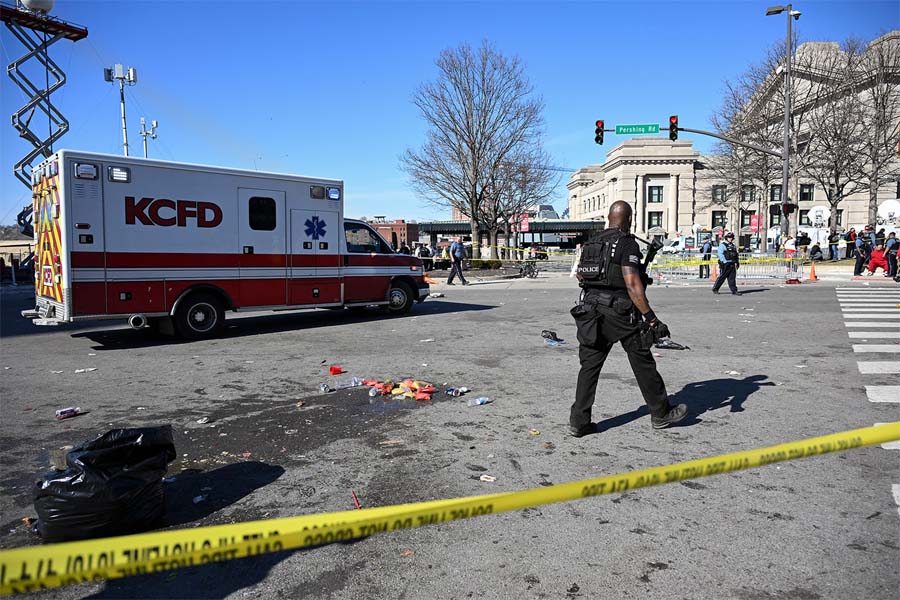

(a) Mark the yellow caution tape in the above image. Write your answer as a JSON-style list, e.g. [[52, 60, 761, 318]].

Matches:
[[2, 422, 897, 595]]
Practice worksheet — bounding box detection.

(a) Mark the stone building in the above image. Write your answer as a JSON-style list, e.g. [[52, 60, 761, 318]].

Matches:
[[568, 32, 900, 245]]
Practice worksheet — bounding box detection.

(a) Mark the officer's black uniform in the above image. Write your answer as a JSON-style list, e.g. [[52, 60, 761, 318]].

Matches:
[[570, 229, 670, 433]]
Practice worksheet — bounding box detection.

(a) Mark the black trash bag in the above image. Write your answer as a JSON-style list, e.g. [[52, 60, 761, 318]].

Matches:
[[33, 426, 176, 543]]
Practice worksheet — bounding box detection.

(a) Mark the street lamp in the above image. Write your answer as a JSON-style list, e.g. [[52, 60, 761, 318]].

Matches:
[[766, 4, 800, 239]]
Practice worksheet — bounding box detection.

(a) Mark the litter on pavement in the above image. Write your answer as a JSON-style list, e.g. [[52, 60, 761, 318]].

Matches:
[[479, 475, 496, 482], [655, 338, 691, 350]]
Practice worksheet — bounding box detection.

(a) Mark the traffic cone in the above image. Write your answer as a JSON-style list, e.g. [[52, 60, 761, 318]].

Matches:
[[807, 261, 818, 282]]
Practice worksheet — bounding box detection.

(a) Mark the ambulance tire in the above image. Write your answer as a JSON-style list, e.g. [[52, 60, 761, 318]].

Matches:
[[384, 281, 414, 315], [174, 293, 225, 340]]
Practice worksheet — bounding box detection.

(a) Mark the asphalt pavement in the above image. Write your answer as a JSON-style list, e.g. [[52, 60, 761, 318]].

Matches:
[[1, 273, 898, 599]]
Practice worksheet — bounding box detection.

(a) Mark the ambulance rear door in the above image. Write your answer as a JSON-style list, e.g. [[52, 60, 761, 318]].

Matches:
[[238, 188, 287, 307]]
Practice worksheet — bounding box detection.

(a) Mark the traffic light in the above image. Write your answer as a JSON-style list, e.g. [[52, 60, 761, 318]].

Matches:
[[594, 120, 604, 145], [782, 202, 797, 216], [668, 115, 678, 141]]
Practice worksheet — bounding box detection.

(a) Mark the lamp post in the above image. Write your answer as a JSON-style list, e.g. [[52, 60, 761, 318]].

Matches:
[[766, 4, 801, 238]]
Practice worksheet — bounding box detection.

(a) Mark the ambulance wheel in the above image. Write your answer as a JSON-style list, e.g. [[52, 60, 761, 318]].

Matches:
[[174, 293, 225, 340], [385, 281, 414, 315]]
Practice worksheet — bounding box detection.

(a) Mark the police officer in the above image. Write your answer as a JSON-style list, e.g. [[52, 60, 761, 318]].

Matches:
[[569, 201, 688, 437], [712, 232, 741, 295], [700, 237, 713, 278]]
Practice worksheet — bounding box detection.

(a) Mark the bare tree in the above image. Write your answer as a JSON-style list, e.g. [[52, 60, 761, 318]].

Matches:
[[792, 38, 869, 230], [401, 42, 544, 256], [478, 147, 558, 259], [856, 32, 900, 225], [713, 41, 788, 242]]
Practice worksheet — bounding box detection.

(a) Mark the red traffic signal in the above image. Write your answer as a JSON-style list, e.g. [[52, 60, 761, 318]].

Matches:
[[594, 120, 604, 145], [668, 115, 678, 141], [782, 202, 797, 216]]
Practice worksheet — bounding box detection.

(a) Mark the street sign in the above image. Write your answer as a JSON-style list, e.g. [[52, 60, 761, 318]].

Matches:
[[749, 214, 760, 233], [615, 124, 660, 135]]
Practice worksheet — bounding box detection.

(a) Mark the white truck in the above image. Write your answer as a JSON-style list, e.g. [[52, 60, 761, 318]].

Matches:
[[22, 150, 429, 339]]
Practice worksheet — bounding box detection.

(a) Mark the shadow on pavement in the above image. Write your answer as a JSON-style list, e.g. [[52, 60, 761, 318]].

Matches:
[[594, 374, 773, 432], [85, 461, 287, 599], [161, 462, 285, 528], [734, 288, 770, 295], [68, 300, 497, 350], [670, 374, 774, 425]]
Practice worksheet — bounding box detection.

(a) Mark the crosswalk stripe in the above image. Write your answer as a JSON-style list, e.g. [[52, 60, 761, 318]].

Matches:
[[852, 345, 900, 353], [843, 314, 900, 318], [841, 308, 900, 312], [839, 301, 900, 304], [866, 387, 900, 403], [858, 362, 900, 373], [849, 332, 900, 338], [876, 424, 900, 450], [844, 322, 900, 327]]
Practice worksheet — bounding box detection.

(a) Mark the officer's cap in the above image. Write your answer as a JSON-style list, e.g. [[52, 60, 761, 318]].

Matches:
[[724, 232, 735, 239]]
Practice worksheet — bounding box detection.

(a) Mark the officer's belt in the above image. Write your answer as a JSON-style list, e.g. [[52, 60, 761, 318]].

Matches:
[[583, 291, 617, 307]]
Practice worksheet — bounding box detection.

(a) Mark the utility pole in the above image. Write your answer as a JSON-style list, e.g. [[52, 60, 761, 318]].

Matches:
[[766, 4, 801, 237], [139, 117, 158, 158], [103, 64, 137, 156]]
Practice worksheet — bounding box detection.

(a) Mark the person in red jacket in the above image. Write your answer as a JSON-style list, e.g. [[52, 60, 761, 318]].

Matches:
[[867, 243, 888, 275]]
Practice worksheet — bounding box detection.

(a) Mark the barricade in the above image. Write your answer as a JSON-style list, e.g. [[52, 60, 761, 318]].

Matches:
[[1, 422, 897, 595], [652, 252, 805, 281]]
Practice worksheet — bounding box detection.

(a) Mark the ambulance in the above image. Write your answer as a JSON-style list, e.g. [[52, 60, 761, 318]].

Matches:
[[21, 150, 430, 339]]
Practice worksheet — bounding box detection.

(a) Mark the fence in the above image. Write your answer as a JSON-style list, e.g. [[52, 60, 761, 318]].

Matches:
[[651, 252, 805, 281]]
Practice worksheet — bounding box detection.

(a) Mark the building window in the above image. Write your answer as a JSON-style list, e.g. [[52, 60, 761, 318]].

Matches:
[[648, 186, 663, 203], [741, 185, 754, 204], [648, 211, 663, 228], [712, 211, 727, 228], [835, 209, 843, 226], [249, 196, 276, 231], [799, 209, 810, 226], [800, 184, 814, 202], [770, 185, 781, 203], [712, 185, 727, 204], [770, 209, 782, 226], [741, 210, 756, 228]]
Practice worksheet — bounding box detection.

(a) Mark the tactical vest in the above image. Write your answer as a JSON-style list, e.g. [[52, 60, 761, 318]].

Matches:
[[577, 229, 629, 290], [723, 242, 738, 261]]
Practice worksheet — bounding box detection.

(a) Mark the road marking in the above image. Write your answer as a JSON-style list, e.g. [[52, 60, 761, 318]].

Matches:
[[842, 314, 900, 319], [839, 301, 900, 305], [867, 387, 900, 403], [849, 332, 900, 338], [844, 322, 900, 327], [841, 308, 900, 312], [852, 345, 900, 353], [857, 362, 900, 374], [893, 485, 900, 518]]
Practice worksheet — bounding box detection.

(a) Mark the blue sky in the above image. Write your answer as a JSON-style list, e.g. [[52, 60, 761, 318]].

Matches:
[[1, 0, 896, 225]]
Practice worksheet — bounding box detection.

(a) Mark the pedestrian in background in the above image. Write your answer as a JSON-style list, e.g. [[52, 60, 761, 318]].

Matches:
[[885, 232, 898, 278], [783, 235, 796, 258], [446, 237, 468, 286], [845, 228, 856, 259], [828, 229, 841, 261], [712, 232, 741, 296], [853, 233, 869, 276], [699, 237, 713, 279], [867, 243, 888, 276]]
